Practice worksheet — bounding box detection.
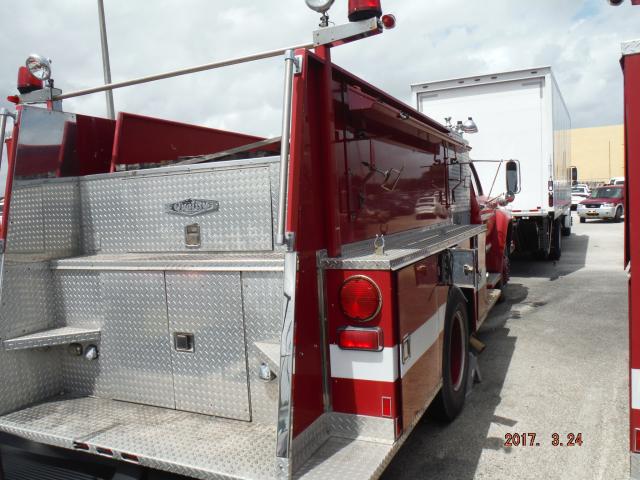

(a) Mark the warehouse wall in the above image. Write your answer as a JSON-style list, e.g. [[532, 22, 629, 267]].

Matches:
[[570, 124, 624, 184]]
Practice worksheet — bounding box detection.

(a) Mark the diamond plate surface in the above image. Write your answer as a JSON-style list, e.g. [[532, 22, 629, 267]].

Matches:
[[327, 413, 395, 444], [43, 180, 81, 257], [52, 251, 285, 272], [294, 437, 392, 480], [291, 414, 329, 474], [166, 272, 250, 420], [80, 176, 128, 253], [242, 272, 283, 424], [100, 272, 175, 408], [0, 396, 277, 480], [321, 223, 486, 271], [0, 349, 63, 417], [3, 326, 100, 351], [5, 183, 44, 254], [124, 166, 272, 252], [623, 39, 640, 56], [0, 261, 57, 339]]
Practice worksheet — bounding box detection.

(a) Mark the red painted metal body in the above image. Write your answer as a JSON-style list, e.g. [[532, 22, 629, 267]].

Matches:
[[623, 43, 640, 453], [110, 112, 264, 171]]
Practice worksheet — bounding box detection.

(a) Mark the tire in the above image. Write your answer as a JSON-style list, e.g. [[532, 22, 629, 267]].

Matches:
[[433, 289, 470, 422], [561, 215, 571, 236], [614, 206, 623, 223], [549, 219, 562, 261], [580, 217, 586, 224]]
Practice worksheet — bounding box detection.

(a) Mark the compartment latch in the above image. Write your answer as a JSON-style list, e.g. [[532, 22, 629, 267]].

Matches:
[[174, 332, 195, 353]]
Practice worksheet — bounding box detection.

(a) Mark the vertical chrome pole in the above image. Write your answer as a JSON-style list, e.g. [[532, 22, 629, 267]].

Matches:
[[276, 50, 297, 247], [97, 0, 115, 120], [0, 109, 14, 166]]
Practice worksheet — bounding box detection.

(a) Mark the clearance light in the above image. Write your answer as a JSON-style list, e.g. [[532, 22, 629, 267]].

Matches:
[[381, 14, 396, 29], [339, 275, 382, 322], [348, 0, 382, 22], [337, 327, 383, 351]]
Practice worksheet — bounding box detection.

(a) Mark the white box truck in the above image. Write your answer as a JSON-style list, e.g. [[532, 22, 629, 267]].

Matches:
[[411, 67, 572, 260]]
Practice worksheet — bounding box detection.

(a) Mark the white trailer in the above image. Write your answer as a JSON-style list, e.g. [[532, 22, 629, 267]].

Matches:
[[411, 67, 572, 260]]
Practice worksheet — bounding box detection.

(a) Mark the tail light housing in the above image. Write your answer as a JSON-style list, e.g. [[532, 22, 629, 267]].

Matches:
[[17, 66, 43, 94], [337, 327, 383, 351], [348, 0, 382, 22], [339, 275, 382, 322]]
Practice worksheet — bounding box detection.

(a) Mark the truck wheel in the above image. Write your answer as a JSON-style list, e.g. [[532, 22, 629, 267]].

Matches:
[[549, 220, 562, 261], [561, 215, 572, 236], [580, 217, 586, 223], [433, 289, 469, 422], [614, 206, 623, 223]]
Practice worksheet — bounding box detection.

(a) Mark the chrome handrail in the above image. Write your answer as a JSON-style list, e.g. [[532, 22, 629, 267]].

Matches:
[[53, 43, 313, 101]]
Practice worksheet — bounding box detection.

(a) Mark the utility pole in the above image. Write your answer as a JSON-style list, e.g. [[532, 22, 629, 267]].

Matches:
[[97, 0, 115, 120]]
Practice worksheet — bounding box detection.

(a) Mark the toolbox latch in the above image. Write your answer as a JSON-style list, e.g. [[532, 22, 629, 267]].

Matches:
[[174, 332, 195, 353]]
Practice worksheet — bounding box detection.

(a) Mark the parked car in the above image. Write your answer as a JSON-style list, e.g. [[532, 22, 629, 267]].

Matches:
[[415, 195, 437, 219], [609, 176, 625, 185], [577, 185, 625, 223], [571, 185, 590, 210]]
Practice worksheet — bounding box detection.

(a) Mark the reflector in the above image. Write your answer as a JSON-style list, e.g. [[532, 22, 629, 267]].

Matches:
[[337, 327, 382, 351], [339, 275, 382, 322]]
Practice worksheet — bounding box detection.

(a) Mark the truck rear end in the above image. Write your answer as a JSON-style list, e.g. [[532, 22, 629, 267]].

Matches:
[[622, 37, 640, 480], [411, 67, 572, 260], [0, 5, 514, 479]]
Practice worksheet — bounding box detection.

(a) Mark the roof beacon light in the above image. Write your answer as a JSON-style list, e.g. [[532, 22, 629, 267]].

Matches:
[[305, 0, 335, 13], [348, 0, 383, 22], [17, 66, 43, 94], [25, 54, 52, 82]]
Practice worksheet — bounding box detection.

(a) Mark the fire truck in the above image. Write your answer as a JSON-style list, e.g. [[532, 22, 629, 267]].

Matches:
[[622, 16, 640, 480], [0, 2, 516, 479]]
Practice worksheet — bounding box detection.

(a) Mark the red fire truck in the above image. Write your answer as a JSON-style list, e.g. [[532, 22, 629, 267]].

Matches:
[[0, 2, 516, 479], [623, 23, 640, 480]]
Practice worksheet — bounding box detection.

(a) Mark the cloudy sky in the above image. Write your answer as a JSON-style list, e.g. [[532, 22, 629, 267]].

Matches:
[[0, 0, 639, 140]]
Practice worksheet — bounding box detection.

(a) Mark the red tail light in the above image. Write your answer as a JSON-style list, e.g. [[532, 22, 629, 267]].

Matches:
[[17, 66, 43, 94], [337, 327, 383, 351], [339, 275, 382, 322], [348, 0, 382, 22]]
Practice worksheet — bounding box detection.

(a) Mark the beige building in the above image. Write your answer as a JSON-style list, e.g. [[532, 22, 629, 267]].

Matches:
[[571, 124, 624, 184]]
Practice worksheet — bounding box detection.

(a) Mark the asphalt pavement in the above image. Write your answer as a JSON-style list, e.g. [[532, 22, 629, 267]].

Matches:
[[383, 214, 629, 480]]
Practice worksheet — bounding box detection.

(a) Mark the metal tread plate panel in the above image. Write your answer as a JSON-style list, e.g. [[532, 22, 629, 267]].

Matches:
[[165, 272, 250, 420], [623, 39, 640, 56], [0, 396, 276, 480], [321, 223, 487, 270], [51, 252, 285, 271], [294, 437, 393, 480], [100, 272, 175, 408], [3, 326, 100, 351]]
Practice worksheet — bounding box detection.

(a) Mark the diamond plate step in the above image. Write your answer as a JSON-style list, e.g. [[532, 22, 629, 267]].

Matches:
[[3, 326, 101, 351]]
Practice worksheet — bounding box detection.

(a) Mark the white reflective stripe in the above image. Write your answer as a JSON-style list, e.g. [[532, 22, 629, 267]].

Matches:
[[329, 345, 399, 382], [400, 303, 447, 378], [633, 369, 640, 410]]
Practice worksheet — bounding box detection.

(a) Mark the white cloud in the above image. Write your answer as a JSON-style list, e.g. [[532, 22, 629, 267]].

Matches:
[[0, 0, 638, 138]]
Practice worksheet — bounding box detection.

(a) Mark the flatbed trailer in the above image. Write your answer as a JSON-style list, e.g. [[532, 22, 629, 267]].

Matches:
[[0, 3, 515, 479]]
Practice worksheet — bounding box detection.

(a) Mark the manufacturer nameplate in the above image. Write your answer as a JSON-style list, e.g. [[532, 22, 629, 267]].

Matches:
[[166, 199, 219, 216]]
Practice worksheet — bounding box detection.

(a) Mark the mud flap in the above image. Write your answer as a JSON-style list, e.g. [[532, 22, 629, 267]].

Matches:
[[465, 351, 483, 397]]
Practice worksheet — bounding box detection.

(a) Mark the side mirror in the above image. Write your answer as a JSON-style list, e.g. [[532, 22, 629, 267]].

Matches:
[[505, 191, 515, 203], [505, 160, 520, 194]]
